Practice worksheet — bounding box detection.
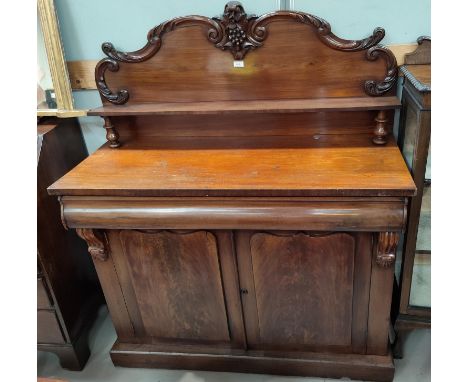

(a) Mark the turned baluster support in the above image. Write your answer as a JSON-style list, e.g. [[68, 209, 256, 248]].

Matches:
[[373, 110, 388, 145], [103, 117, 120, 148]]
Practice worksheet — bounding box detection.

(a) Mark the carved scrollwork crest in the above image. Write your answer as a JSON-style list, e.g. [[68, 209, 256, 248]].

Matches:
[[376, 232, 399, 268], [95, 1, 396, 104]]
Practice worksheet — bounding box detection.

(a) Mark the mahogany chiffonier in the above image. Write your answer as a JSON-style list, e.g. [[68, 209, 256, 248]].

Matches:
[[48, 3, 415, 381], [38, 117, 103, 370]]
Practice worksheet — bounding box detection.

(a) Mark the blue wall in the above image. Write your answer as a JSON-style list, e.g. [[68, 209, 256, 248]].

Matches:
[[55, 0, 430, 153], [293, 0, 430, 44]]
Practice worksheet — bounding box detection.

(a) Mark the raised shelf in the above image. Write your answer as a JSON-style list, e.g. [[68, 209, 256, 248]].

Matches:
[[88, 97, 401, 117]]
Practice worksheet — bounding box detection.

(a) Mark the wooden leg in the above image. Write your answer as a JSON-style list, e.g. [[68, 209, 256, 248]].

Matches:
[[39, 337, 90, 371], [58, 339, 91, 371], [392, 328, 409, 359]]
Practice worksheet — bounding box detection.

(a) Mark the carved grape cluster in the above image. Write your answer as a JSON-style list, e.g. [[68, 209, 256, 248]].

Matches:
[[228, 26, 246, 46]]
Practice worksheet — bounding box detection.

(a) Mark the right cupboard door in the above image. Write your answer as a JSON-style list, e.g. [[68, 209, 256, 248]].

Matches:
[[235, 231, 373, 354]]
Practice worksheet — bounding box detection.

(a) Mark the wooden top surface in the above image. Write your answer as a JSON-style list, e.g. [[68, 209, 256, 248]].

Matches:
[[49, 135, 415, 197], [401, 64, 431, 91], [88, 97, 401, 117], [404, 65, 430, 85], [37, 123, 57, 136]]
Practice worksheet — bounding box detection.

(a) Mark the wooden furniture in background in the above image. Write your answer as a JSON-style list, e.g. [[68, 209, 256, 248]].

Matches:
[[393, 37, 431, 358], [48, 3, 415, 381], [38, 118, 103, 370]]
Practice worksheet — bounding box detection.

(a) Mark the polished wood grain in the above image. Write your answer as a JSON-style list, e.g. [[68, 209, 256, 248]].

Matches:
[[66, 45, 418, 91], [101, 23, 391, 105], [351, 233, 373, 354], [117, 230, 230, 342], [48, 135, 415, 198], [104, 229, 245, 348], [111, 111, 392, 143], [367, 233, 398, 355], [236, 231, 373, 354], [88, 243, 135, 341], [215, 231, 247, 348], [110, 341, 394, 381], [60, 197, 407, 231], [249, 232, 355, 350], [88, 97, 400, 116]]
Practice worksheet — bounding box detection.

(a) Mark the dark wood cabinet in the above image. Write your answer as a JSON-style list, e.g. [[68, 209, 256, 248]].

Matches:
[[394, 37, 431, 357], [47, 3, 415, 381], [37, 118, 104, 370]]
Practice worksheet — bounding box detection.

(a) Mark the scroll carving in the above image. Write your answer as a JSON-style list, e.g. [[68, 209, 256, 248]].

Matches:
[[364, 46, 398, 96], [376, 232, 399, 268], [250, 13, 384, 52], [95, 1, 395, 104], [95, 58, 129, 105], [76, 228, 109, 261]]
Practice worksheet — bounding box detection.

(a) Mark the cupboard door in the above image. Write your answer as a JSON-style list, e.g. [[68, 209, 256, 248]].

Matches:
[[108, 230, 245, 347], [236, 231, 372, 353]]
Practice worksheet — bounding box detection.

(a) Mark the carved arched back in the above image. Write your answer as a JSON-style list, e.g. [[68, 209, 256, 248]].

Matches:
[[95, 1, 397, 105]]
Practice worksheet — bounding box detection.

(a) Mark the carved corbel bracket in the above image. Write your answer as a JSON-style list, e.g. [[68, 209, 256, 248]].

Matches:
[[376, 232, 399, 268], [76, 228, 109, 261]]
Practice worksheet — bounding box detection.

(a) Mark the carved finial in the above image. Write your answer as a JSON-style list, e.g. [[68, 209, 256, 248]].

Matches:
[[373, 110, 388, 145], [76, 229, 109, 261], [103, 117, 120, 148], [376, 232, 399, 268], [214, 1, 254, 60]]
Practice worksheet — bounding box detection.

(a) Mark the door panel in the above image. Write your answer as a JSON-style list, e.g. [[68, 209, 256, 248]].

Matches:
[[112, 230, 232, 343], [236, 231, 372, 353]]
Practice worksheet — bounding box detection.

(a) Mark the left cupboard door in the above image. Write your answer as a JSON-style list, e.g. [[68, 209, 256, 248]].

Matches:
[[105, 229, 246, 349]]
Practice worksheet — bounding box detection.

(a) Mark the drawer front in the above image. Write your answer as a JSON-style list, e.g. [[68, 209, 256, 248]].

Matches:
[[37, 311, 66, 344], [37, 278, 53, 309]]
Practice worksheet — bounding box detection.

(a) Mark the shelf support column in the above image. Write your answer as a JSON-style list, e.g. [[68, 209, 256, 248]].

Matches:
[[373, 110, 388, 145], [102, 117, 120, 148]]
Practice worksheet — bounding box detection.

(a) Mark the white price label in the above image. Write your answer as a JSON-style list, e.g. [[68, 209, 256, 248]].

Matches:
[[233, 60, 245, 68]]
